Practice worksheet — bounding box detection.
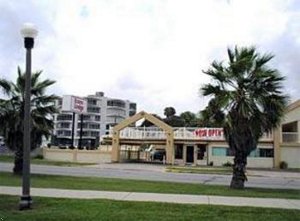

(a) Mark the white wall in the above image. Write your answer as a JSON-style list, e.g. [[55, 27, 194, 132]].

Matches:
[[43, 148, 111, 163], [281, 146, 300, 168], [209, 156, 273, 168]]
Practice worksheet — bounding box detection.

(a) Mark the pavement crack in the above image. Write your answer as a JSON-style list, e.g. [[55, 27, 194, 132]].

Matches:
[[121, 192, 132, 200], [203, 177, 217, 184]]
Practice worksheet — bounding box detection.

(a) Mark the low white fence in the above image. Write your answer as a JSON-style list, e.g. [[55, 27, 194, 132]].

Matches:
[[43, 147, 111, 164]]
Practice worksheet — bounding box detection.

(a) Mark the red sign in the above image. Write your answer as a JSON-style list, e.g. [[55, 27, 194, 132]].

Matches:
[[74, 97, 85, 113], [62, 95, 87, 114], [194, 128, 223, 138]]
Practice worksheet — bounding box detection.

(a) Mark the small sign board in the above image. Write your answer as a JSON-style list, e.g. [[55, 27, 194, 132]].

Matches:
[[194, 128, 224, 140], [62, 95, 87, 114]]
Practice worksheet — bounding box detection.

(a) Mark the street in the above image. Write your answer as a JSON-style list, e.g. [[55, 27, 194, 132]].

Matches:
[[0, 162, 300, 189]]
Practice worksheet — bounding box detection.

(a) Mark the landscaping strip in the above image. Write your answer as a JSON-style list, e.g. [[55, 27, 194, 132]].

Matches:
[[1, 172, 299, 199]]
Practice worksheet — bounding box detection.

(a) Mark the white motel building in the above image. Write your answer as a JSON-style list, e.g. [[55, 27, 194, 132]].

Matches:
[[108, 100, 300, 169], [45, 99, 299, 169]]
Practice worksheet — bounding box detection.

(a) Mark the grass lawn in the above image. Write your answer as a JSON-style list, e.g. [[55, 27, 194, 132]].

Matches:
[[0, 195, 299, 221], [1, 172, 300, 199], [0, 155, 95, 167]]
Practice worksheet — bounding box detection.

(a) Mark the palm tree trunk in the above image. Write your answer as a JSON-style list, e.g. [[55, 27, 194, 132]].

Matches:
[[230, 151, 247, 189], [13, 148, 23, 175]]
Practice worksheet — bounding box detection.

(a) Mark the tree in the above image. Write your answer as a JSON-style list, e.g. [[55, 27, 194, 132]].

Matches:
[[163, 107, 176, 118], [0, 67, 58, 174], [163, 107, 184, 127], [180, 111, 199, 127], [201, 46, 288, 189]]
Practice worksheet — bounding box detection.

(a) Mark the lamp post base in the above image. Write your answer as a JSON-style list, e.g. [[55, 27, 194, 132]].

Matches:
[[19, 195, 32, 210]]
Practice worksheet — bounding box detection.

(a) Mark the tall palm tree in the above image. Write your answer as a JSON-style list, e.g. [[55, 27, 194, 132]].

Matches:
[[201, 46, 288, 189], [0, 67, 58, 174]]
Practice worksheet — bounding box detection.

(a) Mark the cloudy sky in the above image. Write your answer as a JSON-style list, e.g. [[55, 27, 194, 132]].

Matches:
[[0, 0, 299, 116]]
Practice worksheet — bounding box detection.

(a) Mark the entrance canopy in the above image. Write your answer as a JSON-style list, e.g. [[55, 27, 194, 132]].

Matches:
[[111, 111, 174, 164]]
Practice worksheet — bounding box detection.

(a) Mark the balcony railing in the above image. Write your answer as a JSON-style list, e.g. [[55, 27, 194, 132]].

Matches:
[[104, 127, 273, 142], [282, 132, 299, 143]]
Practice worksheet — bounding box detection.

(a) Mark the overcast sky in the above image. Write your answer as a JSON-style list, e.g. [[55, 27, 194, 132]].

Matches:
[[0, 0, 299, 116]]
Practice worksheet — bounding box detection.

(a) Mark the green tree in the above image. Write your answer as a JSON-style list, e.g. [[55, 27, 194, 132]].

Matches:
[[163, 107, 184, 127], [180, 111, 199, 127], [201, 46, 288, 189], [163, 107, 176, 118], [0, 67, 58, 174]]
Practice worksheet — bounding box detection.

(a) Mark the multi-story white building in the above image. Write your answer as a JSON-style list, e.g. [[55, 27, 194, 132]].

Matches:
[[52, 92, 136, 148]]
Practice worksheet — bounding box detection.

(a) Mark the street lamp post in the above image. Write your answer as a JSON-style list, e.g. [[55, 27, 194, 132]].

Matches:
[[19, 23, 38, 210]]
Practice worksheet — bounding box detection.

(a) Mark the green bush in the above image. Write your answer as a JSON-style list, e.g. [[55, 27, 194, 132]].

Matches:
[[279, 161, 288, 169], [222, 161, 233, 167], [34, 154, 44, 160]]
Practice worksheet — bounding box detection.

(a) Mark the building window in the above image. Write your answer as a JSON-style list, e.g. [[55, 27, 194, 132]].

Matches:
[[77, 123, 88, 129], [212, 147, 227, 156], [95, 115, 101, 121], [82, 115, 91, 120], [197, 145, 206, 160], [87, 98, 97, 105], [130, 103, 136, 109], [91, 131, 99, 137], [58, 122, 70, 128], [57, 114, 72, 121], [107, 100, 125, 108], [87, 107, 100, 113], [248, 148, 274, 158], [175, 144, 183, 159], [89, 123, 100, 129]]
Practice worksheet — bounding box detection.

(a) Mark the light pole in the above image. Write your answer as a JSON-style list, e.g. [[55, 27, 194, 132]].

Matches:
[[19, 23, 38, 210]]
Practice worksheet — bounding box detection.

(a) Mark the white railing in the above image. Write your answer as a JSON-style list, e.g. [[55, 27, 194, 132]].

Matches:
[[119, 127, 166, 139], [104, 127, 274, 141], [282, 132, 299, 143]]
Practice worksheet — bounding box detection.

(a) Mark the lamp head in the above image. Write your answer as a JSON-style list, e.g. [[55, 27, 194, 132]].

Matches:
[[21, 23, 38, 39], [21, 23, 38, 49]]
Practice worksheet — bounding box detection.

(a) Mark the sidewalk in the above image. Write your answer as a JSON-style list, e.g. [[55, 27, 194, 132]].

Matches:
[[1, 186, 299, 210]]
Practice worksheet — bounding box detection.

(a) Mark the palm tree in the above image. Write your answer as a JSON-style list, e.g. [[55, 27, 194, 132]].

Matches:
[[0, 67, 58, 174], [163, 107, 185, 127], [201, 46, 288, 189]]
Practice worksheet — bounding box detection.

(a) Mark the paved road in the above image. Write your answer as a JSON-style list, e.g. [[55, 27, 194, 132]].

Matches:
[[1, 162, 300, 189]]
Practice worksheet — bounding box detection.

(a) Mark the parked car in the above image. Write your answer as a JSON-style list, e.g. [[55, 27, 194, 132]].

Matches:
[[151, 149, 166, 161]]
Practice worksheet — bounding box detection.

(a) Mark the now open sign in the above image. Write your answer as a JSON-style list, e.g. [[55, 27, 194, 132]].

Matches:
[[194, 128, 224, 139]]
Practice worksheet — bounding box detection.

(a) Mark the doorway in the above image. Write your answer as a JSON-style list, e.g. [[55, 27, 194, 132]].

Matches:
[[186, 146, 194, 163]]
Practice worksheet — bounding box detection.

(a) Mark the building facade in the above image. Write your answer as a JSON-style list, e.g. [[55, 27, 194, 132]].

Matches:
[[53, 92, 136, 148], [276, 99, 300, 168], [110, 100, 300, 168]]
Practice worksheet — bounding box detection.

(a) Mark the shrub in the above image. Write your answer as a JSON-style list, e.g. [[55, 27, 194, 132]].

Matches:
[[47, 143, 51, 148], [208, 161, 214, 166], [223, 161, 233, 167], [279, 161, 288, 169], [34, 154, 44, 160]]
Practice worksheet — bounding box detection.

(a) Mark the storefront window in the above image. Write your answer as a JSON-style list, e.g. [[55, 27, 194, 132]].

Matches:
[[197, 145, 206, 160], [175, 145, 183, 159], [212, 147, 227, 156]]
